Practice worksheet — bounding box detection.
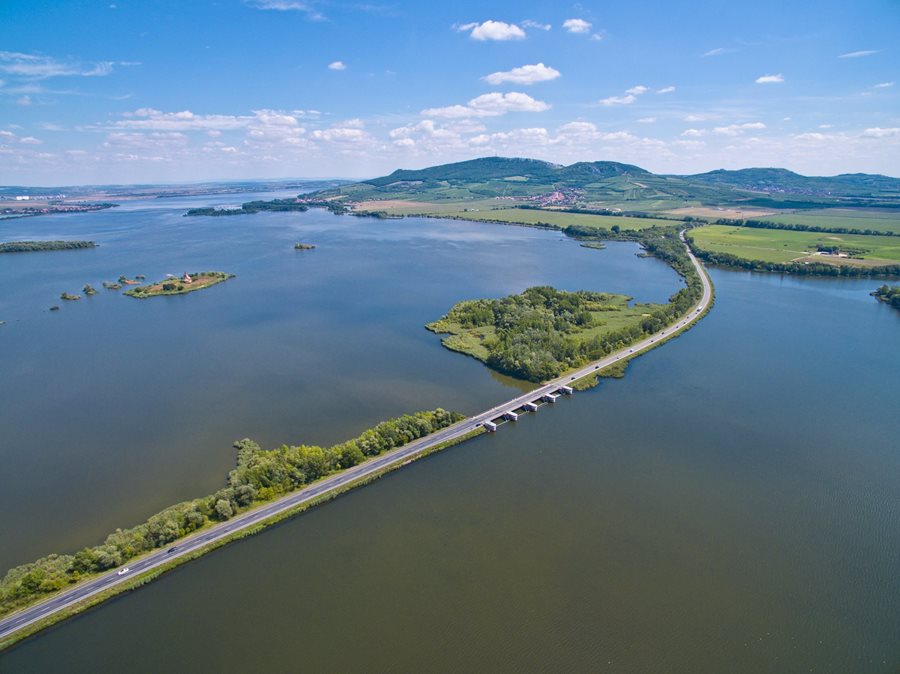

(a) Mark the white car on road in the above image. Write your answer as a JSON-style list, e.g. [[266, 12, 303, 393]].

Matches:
[[117, 567, 130, 576]]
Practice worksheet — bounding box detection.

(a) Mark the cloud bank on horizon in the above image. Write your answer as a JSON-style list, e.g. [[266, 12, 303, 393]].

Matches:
[[0, 0, 898, 184]]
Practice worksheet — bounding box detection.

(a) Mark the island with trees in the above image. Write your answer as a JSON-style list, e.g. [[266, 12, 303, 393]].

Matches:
[[0, 409, 462, 620], [872, 284, 900, 309], [124, 271, 234, 298], [184, 199, 309, 217], [294, 242, 316, 250], [0, 240, 96, 253], [428, 226, 705, 382]]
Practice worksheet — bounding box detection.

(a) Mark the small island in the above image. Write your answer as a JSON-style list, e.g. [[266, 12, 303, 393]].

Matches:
[[185, 199, 309, 217], [102, 281, 122, 290], [294, 242, 316, 250], [60, 292, 81, 301], [0, 240, 96, 254], [872, 284, 900, 309], [124, 271, 234, 298], [83, 284, 97, 296]]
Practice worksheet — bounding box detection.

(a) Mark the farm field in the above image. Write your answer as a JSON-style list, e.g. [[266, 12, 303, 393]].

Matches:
[[689, 225, 900, 265], [758, 208, 900, 234], [441, 208, 676, 231]]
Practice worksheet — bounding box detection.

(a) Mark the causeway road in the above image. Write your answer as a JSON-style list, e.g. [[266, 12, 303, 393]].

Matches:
[[0, 234, 712, 646]]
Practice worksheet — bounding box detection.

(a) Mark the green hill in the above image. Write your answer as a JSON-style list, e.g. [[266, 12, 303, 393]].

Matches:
[[307, 156, 900, 219], [683, 168, 900, 199]]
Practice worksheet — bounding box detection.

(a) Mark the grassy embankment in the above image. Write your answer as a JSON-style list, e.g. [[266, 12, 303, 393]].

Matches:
[[0, 410, 469, 650], [124, 271, 234, 298], [688, 225, 900, 268], [0, 423, 483, 652]]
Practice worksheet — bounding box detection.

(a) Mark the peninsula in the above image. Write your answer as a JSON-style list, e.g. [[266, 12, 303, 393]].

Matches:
[[124, 271, 234, 298]]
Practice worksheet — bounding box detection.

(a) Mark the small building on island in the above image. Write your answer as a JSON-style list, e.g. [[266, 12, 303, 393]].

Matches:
[[182, 273, 193, 284]]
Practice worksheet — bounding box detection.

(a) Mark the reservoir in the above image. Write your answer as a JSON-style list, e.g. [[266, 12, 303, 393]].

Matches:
[[1, 196, 898, 672]]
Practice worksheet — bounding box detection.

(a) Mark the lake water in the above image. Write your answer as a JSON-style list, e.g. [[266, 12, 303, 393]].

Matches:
[[1, 196, 898, 672]]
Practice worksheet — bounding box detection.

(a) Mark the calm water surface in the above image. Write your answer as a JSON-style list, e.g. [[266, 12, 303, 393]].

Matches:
[[1, 198, 898, 672]]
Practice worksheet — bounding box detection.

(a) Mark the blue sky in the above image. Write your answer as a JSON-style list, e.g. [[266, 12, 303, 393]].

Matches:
[[1, 0, 898, 184]]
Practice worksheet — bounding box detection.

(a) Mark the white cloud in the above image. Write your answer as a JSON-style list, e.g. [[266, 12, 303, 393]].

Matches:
[[713, 122, 767, 136], [657, 85, 676, 94], [599, 94, 635, 106], [310, 127, 369, 142], [818, 124, 833, 129], [681, 129, 705, 137], [250, 1, 325, 20], [19, 136, 41, 144], [457, 20, 525, 41], [862, 127, 900, 138], [755, 73, 784, 84], [522, 19, 551, 30], [873, 82, 894, 89], [838, 50, 877, 58], [684, 113, 721, 122], [703, 47, 726, 57], [422, 92, 550, 118], [107, 108, 313, 140], [328, 61, 346, 71], [637, 117, 657, 124], [115, 108, 250, 131], [483, 63, 560, 85], [16, 95, 31, 106], [562, 18, 592, 34], [590, 33, 603, 41], [600, 84, 651, 106], [0, 51, 135, 80]]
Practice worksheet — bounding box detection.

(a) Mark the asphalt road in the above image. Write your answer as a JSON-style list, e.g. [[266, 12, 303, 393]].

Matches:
[[0, 234, 712, 645]]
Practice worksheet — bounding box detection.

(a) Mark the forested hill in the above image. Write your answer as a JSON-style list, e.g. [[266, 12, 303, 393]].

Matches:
[[366, 157, 650, 186], [682, 168, 900, 198]]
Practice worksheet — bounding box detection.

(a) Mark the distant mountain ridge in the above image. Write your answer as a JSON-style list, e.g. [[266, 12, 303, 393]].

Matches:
[[328, 156, 900, 210], [681, 167, 900, 197]]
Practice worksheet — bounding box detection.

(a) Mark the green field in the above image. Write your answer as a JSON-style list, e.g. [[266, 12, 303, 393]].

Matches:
[[690, 225, 900, 265], [758, 209, 900, 234], [441, 208, 675, 231]]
